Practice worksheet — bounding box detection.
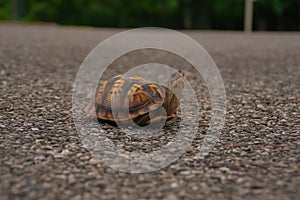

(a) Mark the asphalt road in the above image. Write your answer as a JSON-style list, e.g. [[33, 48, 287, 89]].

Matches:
[[0, 23, 299, 200]]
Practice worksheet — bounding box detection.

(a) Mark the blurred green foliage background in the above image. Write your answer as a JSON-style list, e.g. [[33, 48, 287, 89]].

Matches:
[[0, 0, 299, 30]]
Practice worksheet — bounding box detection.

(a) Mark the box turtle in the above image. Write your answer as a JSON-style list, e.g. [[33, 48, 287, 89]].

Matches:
[[86, 70, 184, 126]]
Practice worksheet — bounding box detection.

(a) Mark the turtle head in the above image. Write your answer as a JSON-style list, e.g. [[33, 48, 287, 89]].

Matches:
[[168, 70, 185, 101]]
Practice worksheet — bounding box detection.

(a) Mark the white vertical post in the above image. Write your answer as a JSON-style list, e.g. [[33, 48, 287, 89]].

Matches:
[[244, 0, 256, 33]]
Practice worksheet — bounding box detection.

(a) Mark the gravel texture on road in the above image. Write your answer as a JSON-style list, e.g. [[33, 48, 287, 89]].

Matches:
[[0, 23, 299, 200]]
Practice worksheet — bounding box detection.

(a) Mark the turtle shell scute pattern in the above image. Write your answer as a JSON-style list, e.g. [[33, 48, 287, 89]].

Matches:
[[93, 74, 166, 125]]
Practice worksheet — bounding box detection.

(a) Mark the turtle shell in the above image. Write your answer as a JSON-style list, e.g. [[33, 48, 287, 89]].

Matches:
[[88, 74, 167, 125]]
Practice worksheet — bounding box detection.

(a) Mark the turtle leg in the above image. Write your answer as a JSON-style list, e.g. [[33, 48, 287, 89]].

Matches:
[[134, 113, 151, 126], [135, 112, 167, 127], [98, 118, 118, 126], [170, 113, 176, 118]]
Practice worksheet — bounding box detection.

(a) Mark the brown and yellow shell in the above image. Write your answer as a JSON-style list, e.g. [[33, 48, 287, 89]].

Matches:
[[86, 74, 168, 125]]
